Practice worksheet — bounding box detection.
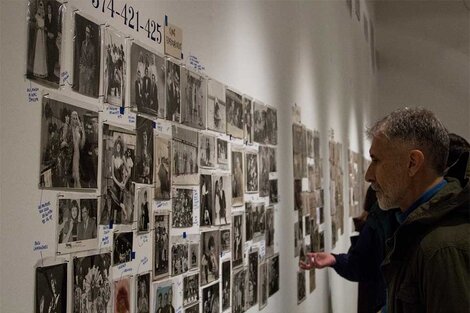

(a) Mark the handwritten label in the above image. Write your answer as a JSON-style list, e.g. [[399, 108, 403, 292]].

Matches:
[[27, 87, 39, 102], [128, 114, 136, 124], [164, 23, 183, 59], [188, 55, 205, 71], [37, 201, 53, 224], [61, 71, 70, 85], [118, 263, 126, 270], [141, 256, 148, 265], [33, 241, 49, 251]]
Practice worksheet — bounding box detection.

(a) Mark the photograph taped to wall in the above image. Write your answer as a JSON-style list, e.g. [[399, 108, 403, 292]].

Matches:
[[207, 79, 226, 133], [216, 138, 229, 169], [231, 149, 244, 206], [254, 102, 278, 145], [154, 135, 171, 200], [294, 179, 303, 211], [73, 252, 112, 313], [309, 268, 316, 293], [267, 254, 279, 296], [292, 123, 307, 179], [153, 211, 170, 280], [269, 179, 278, 204], [189, 242, 199, 271], [56, 196, 98, 254], [172, 187, 194, 228], [243, 96, 253, 143], [103, 26, 126, 107], [100, 123, 135, 225], [245, 151, 258, 193], [221, 260, 231, 312], [114, 277, 131, 313], [213, 174, 231, 225], [172, 125, 199, 185], [26, 0, 63, 86], [135, 116, 154, 184], [113, 231, 133, 266], [136, 185, 151, 232], [297, 270, 306, 304], [226, 89, 243, 138], [35, 262, 67, 313], [245, 202, 253, 242], [40, 96, 99, 189], [251, 202, 265, 239], [232, 267, 246, 313], [202, 282, 220, 313], [184, 303, 199, 313], [265, 206, 275, 257], [136, 272, 151, 313], [200, 174, 213, 227], [258, 261, 268, 310], [267, 146, 277, 173], [220, 228, 230, 253], [183, 272, 199, 307], [294, 221, 300, 257], [154, 284, 175, 313], [258, 146, 270, 197], [246, 250, 259, 309], [232, 214, 243, 268], [200, 230, 220, 286], [72, 13, 100, 98], [171, 241, 189, 276], [166, 59, 181, 122], [181, 67, 207, 129], [199, 134, 216, 168], [306, 129, 314, 158]]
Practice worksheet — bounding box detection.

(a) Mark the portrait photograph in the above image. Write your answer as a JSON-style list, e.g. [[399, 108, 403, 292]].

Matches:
[[213, 175, 231, 225], [231, 150, 244, 206], [232, 268, 246, 313], [114, 277, 131, 313], [130, 42, 165, 118], [267, 254, 279, 297], [113, 231, 133, 266], [35, 262, 67, 313], [232, 214, 243, 268], [258, 262, 268, 310], [202, 282, 220, 313], [56, 197, 98, 254], [220, 229, 231, 252], [183, 272, 199, 307], [200, 230, 220, 286], [265, 206, 275, 257], [136, 273, 150, 313], [267, 146, 277, 173], [100, 123, 135, 226], [294, 179, 303, 211], [166, 59, 181, 122], [40, 97, 99, 189], [252, 202, 266, 238], [181, 67, 207, 129], [226, 89, 244, 138], [153, 212, 170, 280], [246, 250, 259, 309], [216, 138, 229, 169], [103, 27, 126, 107], [199, 134, 216, 168], [135, 116, 154, 184], [269, 179, 278, 204], [154, 284, 175, 313], [136, 186, 151, 232], [189, 243, 199, 270], [172, 187, 194, 228], [245, 202, 254, 242], [292, 123, 307, 179], [245, 152, 258, 193], [154, 135, 171, 200], [221, 260, 231, 312], [243, 97, 253, 143], [207, 79, 226, 133], [258, 146, 270, 197], [171, 242, 189, 276], [200, 174, 213, 227], [297, 270, 306, 304], [26, 0, 62, 86], [172, 125, 199, 185], [73, 252, 112, 313], [254, 102, 277, 145], [72, 14, 100, 98], [266, 107, 278, 145]]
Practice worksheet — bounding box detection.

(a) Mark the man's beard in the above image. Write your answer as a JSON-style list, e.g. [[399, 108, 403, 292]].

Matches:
[[372, 183, 402, 211]]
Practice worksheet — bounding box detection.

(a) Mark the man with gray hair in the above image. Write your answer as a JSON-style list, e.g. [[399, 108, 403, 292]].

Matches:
[[365, 107, 469, 313]]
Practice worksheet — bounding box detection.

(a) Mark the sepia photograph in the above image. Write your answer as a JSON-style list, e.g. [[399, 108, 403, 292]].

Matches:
[[216, 138, 229, 168], [72, 14, 100, 98], [136, 116, 154, 184], [137, 186, 151, 232], [265, 206, 275, 257], [40, 97, 99, 189], [207, 79, 226, 133], [57, 197, 98, 254], [306, 129, 314, 159], [171, 241, 189, 276], [181, 67, 207, 129], [202, 282, 220, 313], [232, 214, 243, 268], [226, 89, 244, 138], [114, 277, 131, 313], [294, 179, 303, 211], [155, 284, 175, 313], [130, 43, 165, 118], [199, 134, 216, 168], [268, 254, 279, 297], [154, 135, 171, 200], [153, 212, 170, 280], [188, 243, 199, 270], [172, 187, 194, 228], [200, 174, 213, 227], [172, 125, 199, 185], [113, 231, 133, 266], [220, 229, 231, 252], [200, 230, 220, 286], [221, 260, 231, 312], [166, 59, 181, 122], [258, 262, 268, 310], [103, 27, 126, 107], [258, 146, 270, 197], [100, 123, 135, 225], [269, 179, 278, 204], [243, 97, 253, 143], [232, 268, 246, 313], [292, 123, 306, 179], [35, 262, 67, 313], [183, 272, 199, 307], [73, 252, 112, 313], [213, 175, 231, 225], [246, 250, 259, 309], [26, 0, 62, 86], [136, 273, 150, 313], [297, 270, 306, 304], [245, 152, 258, 193], [231, 150, 244, 206]]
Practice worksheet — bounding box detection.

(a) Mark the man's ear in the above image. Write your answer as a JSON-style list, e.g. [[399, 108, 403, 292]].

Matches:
[[408, 149, 425, 176]]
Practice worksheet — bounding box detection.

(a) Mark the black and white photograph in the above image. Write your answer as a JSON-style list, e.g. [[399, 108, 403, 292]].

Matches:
[[27, 0, 62, 86], [166, 59, 181, 122], [221, 260, 231, 312], [185, 303, 199, 313], [306, 129, 314, 159], [72, 14, 100, 98], [269, 179, 278, 204], [297, 270, 306, 304], [200, 174, 213, 227], [213, 174, 230, 225], [57, 197, 98, 254], [266, 107, 278, 145], [202, 282, 220, 313], [294, 221, 300, 257], [232, 214, 243, 268], [216, 138, 229, 168], [250, 202, 265, 238], [181, 67, 207, 129], [245, 152, 258, 193], [268, 146, 277, 173], [130, 43, 165, 118], [113, 231, 133, 266], [114, 277, 131, 313], [265, 206, 275, 257], [226, 89, 244, 138], [35, 262, 67, 313], [200, 230, 220, 286], [245, 203, 254, 242], [309, 267, 316, 293], [153, 212, 170, 280], [246, 250, 259, 309], [231, 150, 244, 206], [207, 79, 226, 133], [172, 125, 199, 185], [154, 284, 175, 313], [154, 135, 171, 200], [136, 116, 154, 184], [258, 146, 270, 197], [172, 187, 194, 228], [73, 252, 112, 313], [103, 27, 126, 107], [189, 243, 199, 270], [100, 123, 135, 225], [292, 123, 307, 179], [171, 242, 189, 276], [199, 134, 216, 168], [183, 273, 199, 307], [137, 186, 151, 232], [220, 229, 231, 252], [294, 179, 303, 211], [232, 268, 246, 313], [258, 262, 268, 310], [254, 103, 278, 145], [136, 273, 150, 313], [40, 97, 99, 189], [267, 254, 279, 297], [243, 97, 253, 143]]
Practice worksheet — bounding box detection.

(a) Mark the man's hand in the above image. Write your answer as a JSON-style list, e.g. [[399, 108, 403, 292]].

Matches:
[[299, 252, 336, 270]]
